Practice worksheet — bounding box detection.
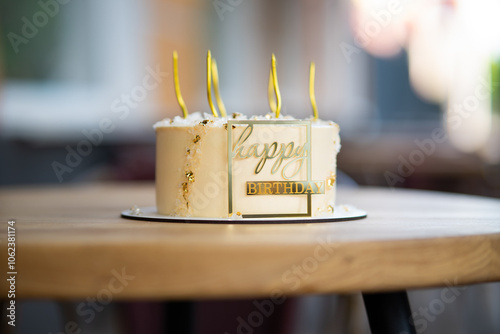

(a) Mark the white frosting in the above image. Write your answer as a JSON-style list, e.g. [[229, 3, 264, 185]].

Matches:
[[155, 112, 338, 127], [153, 112, 246, 128]]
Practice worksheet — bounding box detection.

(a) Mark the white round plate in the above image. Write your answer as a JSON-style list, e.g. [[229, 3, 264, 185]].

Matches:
[[121, 205, 367, 224]]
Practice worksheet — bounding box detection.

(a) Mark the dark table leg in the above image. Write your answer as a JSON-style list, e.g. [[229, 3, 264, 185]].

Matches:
[[362, 291, 416, 334], [164, 301, 195, 334]]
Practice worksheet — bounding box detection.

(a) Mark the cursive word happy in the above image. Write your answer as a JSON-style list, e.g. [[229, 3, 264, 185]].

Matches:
[[232, 125, 308, 179]]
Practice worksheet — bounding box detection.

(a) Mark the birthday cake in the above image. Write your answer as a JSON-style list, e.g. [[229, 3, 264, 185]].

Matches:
[[154, 52, 340, 219]]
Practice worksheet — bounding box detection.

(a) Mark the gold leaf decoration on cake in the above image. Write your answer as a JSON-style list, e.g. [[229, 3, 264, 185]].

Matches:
[[182, 182, 188, 193], [327, 205, 334, 213], [327, 173, 336, 189], [200, 119, 213, 126], [193, 135, 201, 143], [185, 171, 195, 182]]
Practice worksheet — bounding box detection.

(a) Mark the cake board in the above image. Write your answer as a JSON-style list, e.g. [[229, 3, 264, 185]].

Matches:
[[121, 205, 367, 224]]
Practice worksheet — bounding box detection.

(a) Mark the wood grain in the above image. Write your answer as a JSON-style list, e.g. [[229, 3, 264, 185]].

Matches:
[[1, 183, 499, 300]]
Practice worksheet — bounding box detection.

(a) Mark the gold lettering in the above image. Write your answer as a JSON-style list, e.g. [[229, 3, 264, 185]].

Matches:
[[233, 125, 254, 158], [271, 142, 294, 174], [246, 143, 260, 158], [232, 124, 308, 177], [274, 182, 282, 194], [247, 182, 257, 195], [295, 182, 304, 194], [314, 182, 324, 194], [304, 182, 314, 194], [246, 181, 325, 195], [255, 142, 279, 174], [258, 182, 264, 195], [264, 182, 272, 194], [282, 145, 308, 179], [283, 182, 293, 194]]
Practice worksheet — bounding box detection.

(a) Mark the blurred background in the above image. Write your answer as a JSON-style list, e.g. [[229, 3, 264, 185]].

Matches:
[[2, 0, 500, 194], [1, 0, 500, 333]]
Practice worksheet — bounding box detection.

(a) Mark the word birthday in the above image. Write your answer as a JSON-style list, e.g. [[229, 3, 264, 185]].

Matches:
[[247, 181, 325, 195], [232, 124, 309, 179]]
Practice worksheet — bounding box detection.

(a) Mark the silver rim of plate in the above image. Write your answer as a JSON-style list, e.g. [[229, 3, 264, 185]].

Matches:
[[121, 205, 367, 224]]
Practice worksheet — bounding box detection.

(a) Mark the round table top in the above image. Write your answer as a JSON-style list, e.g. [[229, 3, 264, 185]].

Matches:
[[1, 183, 499, 300]]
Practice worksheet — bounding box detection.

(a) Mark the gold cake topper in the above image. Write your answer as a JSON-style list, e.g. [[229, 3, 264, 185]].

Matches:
[[232, 123, 308, 179], [227, 119, 326, 218]]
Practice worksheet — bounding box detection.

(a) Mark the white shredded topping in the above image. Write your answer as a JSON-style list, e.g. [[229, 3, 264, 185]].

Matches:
[[153, 112, 246, 128], [154, 112, 339, 129]]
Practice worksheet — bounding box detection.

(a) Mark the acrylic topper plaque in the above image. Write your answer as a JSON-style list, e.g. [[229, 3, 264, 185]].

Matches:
[[228, 119, 326, 218]]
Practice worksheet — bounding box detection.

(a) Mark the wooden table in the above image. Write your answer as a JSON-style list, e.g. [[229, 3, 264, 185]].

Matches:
[[1, 183, 500, 333]]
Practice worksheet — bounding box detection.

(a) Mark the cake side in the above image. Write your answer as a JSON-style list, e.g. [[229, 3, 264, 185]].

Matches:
[[311, 123, 340, 216], [156, 122, 228, 217]]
